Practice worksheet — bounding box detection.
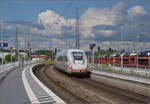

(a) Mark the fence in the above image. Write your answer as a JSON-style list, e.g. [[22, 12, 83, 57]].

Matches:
[[87, 62, 150, 79], [0, 60, 36, 74]]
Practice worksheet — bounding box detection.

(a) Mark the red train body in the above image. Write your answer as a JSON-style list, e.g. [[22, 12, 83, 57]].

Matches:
[[89, 56, 150, 68]]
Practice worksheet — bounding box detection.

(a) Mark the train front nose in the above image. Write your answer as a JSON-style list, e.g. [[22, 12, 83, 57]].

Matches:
[[71, 51, 87, 72], [72, 61, 87, 72]]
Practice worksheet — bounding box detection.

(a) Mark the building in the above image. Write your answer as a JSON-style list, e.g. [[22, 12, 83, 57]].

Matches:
[[31, 55, 46, 61]]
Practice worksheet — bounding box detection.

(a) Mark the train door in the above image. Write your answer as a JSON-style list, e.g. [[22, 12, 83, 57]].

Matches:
[[63, 56, 68, 70]]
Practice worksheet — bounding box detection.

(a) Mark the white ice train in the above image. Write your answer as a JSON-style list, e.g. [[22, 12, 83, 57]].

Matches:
[[55, 49, 90, 76]]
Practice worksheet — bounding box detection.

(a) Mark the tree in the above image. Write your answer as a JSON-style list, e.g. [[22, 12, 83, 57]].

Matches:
[[94, 48, 117, 56], [5, 54, 11, 62], [32, 50, 54, 60], [109, 47, 112, 51], [4, 53, 18, 63], [13, 54, 18, 61]]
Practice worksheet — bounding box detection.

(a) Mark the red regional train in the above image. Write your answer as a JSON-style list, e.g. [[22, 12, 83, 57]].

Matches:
[[89, 54, 150, 69]]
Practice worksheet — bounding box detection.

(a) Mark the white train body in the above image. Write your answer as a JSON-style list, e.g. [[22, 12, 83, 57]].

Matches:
[[55, 49, 88, 74]]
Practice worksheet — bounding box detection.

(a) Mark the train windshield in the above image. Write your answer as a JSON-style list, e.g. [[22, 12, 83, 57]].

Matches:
[[72, 52, 83, 60]]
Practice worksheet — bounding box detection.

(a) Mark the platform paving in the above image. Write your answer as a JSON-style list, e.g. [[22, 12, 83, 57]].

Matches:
[[0, 66, 30, 104]]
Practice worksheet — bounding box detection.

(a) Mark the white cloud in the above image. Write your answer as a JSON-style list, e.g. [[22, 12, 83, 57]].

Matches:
[[127, 5, 147, 16], [80, 1, 127, 38], [37, 10, 75, 36], [2, 22, 13, 30], [35, 1, 149, 42], [51, 38, 65, 46], [3, 1, 150, 51], [98, 41, 150, 51], [37, 10, 65, 26], [97, 30, 115, 37], [35, 2, 127, 38]]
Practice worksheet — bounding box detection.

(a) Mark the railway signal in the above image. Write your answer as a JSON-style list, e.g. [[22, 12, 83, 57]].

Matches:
[[89, 44, 95, 50], [55, 48, 57, 54], [98, 46, 100, 52], [89, 44, 96, 70]]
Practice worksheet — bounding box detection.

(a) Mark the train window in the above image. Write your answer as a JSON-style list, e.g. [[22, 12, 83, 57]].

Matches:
[[57, 56, 63, 61], [57, 57, 60, 61], [72, 52, 83, 60], [57, 56, 68, 62], [63, 56, 68, 62]]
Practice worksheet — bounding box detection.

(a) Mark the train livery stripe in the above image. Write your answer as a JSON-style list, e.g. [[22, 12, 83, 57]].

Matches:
[[56, 62, 86, 71], [66, 64, 86, 71]]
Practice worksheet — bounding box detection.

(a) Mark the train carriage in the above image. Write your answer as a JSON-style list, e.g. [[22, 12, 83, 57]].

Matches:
[[55, 49, 90, 76], [92, 53, 150, 69]]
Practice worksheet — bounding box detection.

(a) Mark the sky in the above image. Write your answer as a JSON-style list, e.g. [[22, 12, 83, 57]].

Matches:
[[0, 0, 150, 51]]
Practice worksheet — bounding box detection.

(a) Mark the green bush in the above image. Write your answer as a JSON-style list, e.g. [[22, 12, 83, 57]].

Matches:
[[5, 54, 11, 62], [4, 54, 18, 62], [42, 60, 55, 65]]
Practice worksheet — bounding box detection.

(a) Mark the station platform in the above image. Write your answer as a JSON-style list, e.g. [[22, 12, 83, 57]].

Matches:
[[0, 66, 30, 104], [0, 63, 66, 104]]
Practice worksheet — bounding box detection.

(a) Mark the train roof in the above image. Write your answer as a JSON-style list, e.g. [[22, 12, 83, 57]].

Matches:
[[59, 49, 84, 52], [67, 49, 85, 52], [56, 49, 85, 56]]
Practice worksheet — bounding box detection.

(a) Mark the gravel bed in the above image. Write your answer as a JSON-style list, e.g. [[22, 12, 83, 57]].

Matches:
[[34, 65, 149, 104]]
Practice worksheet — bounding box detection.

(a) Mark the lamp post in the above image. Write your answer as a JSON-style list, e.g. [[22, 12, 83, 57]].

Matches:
[[0, 20, 4, 65], [136, 24, 144, 70], [119, 24, 124, 69], [39, 20, 42, 61], [0, 0, 2, 67], [136, 35, 139, 70], [89, 44, 95, 70]]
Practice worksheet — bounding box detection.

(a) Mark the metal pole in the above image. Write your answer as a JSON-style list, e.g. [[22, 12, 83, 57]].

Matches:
[[27, 22, 31, 61], [0, 22, 3, 65], [24, 30, 26, 65], [11, 50, 12, 63], [75, 8, 80, 49], [39, 20, 42, 61], [15, 27, 19, 66], [0, 0, 4, 65], [90, 50, 92, 71], [136, 35, 139, 70], [93, 49, 94, 70], [136, 24, 143, 70], [16, 28, 18, 52], [0, 0, 1, 66], [119, 24, 124, 69]]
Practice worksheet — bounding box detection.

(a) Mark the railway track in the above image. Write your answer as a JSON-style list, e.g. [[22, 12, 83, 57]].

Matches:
[[34, 65, 97, 104], [43, 66, 89, 104], [34, 64, 149, 104], [72, 78, 148, 103]]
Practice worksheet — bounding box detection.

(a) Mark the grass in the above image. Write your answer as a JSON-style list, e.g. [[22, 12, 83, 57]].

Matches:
[[41, 60, 55, 65]]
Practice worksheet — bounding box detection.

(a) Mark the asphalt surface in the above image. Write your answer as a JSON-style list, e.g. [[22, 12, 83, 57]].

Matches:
[[0, 66, 30, 104]]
